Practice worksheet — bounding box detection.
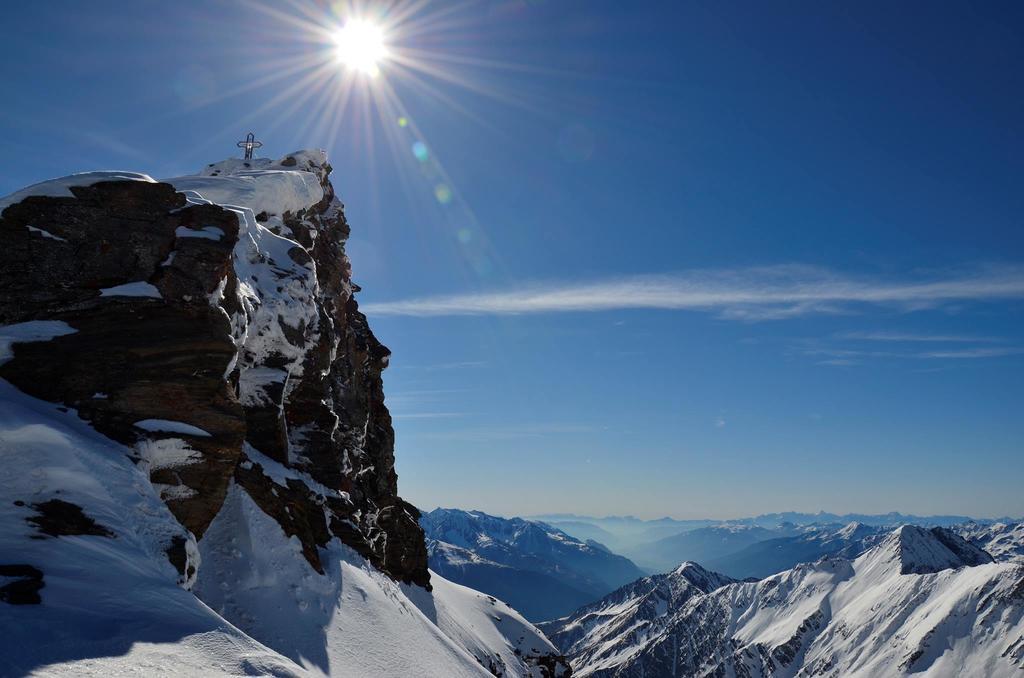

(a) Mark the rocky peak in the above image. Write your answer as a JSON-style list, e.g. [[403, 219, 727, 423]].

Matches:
[[0, 150, 428, 588], [671, 560, 736, 592], [867, 525, 994, 575]]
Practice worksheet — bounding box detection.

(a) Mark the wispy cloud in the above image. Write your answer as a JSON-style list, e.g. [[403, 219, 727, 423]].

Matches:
[[801, 344, 1023, 364], [836, 331, 1002, 343], [362, 264, 1024, 320], [917, 347, 1024, 359]]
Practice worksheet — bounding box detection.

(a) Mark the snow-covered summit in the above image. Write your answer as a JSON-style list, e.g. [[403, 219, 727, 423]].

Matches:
[[670, 560, 735, 591], [860, 524, 994, 576], [0, 170, 157, 213], [167, 150, 328, 223]]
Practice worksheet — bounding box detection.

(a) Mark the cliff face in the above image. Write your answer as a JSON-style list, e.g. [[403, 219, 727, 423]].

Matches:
[[0, 151, 427, 588]]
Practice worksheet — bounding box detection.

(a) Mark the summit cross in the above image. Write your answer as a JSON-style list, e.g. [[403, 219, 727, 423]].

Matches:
[[236, 132, 263, 160]]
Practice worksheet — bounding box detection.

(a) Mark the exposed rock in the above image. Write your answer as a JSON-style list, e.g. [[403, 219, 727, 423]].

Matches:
[[26, 499, 114, 538], [165, 535, 198, 587], [0, 564, 44, 604], [0, 181, 245, 539]]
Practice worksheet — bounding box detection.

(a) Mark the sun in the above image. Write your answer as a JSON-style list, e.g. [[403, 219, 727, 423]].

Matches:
[[333, 20, 388, 77]]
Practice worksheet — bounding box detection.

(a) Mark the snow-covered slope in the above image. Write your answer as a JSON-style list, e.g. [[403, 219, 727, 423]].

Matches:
[[551, 526, 1024, 677], [422, 508, 645, 621], [196, 484, 566, 678], [0, 154, 567, 677], [426, 538, 599, 623]]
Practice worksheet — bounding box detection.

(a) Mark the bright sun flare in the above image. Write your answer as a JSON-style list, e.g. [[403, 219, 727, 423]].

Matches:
[[333, 20, 387, 77]]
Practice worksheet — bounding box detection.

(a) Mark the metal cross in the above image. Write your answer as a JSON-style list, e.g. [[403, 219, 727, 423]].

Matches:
[[236, 132, 263, 160]]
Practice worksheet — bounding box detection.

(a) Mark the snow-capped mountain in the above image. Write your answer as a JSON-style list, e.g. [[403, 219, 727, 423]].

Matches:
[[422, 508, 646, 621], [538, 562, 736, 674], [0, 152, 568, 677], [545, 525, 1024, 677], [956, 521, 1024, 563], [426, 538, 602, 623], [704, 521, 886, 579]]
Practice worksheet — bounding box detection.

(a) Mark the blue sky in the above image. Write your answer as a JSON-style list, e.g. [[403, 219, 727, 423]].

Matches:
[[2, 1, 1022, 519]]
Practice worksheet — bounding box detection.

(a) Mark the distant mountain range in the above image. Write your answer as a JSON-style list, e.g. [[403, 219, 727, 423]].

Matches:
[[703, 521, 887, 579], [420, 508, 646, 621], [533, 511, 1021, 577], [629, 523, 789, 572], [542, 526, 1024, 677]]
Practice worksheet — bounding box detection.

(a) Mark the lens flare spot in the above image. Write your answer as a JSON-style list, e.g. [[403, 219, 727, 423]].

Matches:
[[434, 184, 453, 204], [397, 116, 409, 127], [412, 141, 429, 162], [456, 228, 472, 243]]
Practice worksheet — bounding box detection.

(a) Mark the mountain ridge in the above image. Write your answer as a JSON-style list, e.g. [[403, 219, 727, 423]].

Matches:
[[545, 524, 1024, 677]]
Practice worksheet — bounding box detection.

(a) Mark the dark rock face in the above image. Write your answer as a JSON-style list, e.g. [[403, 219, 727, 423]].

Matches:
[[26, 499, 114, 538], [0, 182, 244, 539], [0, 564, 44, 604], [0, 165, 429, 588], [929, 526, 994, 568]]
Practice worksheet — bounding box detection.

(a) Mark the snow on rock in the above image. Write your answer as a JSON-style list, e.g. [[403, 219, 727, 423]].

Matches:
[[224, 205, 320, 406], [98, 281, 163, 298], [175, 224, 225, 240], [25, 225, 67, 242], [0, 170, 156, 214], [135, 437, 203, 471], [166, 155, 322, 412], [133, 419, 213, 438], [0, 320, 77, 365], [166, 152, 324, 225]]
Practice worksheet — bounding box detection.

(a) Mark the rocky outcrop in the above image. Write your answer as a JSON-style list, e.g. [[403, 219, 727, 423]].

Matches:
[[0, 152, 429, 588]]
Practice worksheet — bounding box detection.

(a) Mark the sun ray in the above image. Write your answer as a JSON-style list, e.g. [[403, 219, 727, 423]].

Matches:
[[162, 0, 580, 291]]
